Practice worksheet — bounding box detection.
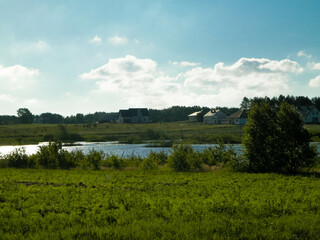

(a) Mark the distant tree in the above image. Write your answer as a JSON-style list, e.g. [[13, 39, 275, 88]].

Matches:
[[76, 113, 86, 123], [17, 108, 33, 124], [240, 97, 251, 109], [294, 96, 312, 108], [40, 113, 63, 124], [312, 97, 320, 110], [243, 101, 317, 173], [0, 115, 19, 125]]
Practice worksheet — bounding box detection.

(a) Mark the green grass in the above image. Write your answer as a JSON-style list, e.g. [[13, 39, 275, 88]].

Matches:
[[0, 122, 245, 145], [1, 169, 320, 239], [0, 122, 319, 146]]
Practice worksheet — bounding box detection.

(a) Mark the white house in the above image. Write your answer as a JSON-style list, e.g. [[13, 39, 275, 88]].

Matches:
[[227, 109, 248, 125], [299, 106, 320, 123], [118, 108, 150, 123], [203, 109, 227, 124], [188, 110, 203, 122]]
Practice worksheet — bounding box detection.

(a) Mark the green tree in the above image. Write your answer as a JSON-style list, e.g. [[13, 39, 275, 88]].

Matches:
[[243, 101, 317, 173], [17, 108, 33, 124], [277, 102, 317, 173]]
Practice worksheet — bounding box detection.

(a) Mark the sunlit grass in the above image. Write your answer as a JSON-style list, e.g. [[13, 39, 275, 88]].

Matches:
[[1, 169, 320, 239]]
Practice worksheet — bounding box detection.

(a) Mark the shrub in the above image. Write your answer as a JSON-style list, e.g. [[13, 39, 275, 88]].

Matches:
[[68, 149, 86, 169], [34, 141, 76, 169], [5, 148, 29, 168], [35, 142, 62, 168], [127, 154, 143, 167], [147, 151, 168, 165], [86, 149, 104, 170], [106, 155, 123, 170], [168, 144, 202, 172], [140, 157, 158, 171]]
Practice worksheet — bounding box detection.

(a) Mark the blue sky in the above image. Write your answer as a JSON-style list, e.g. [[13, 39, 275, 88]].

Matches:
[[1, 0, 320, 115]]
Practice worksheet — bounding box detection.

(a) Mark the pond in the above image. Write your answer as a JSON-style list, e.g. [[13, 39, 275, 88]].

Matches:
[[0, 142, 319, 158], [0, 142, 246, 158]]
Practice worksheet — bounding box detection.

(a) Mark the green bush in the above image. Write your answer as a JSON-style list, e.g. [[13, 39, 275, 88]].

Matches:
[[168, 144, 202, 172], [198, 141, 237, 167], [200, 147, 217, 166], [68, 149, 86, 169], [146, 151, 168, 165], [140, 157, 158, 171], [5, 148, 29, 168], [127, 154, 143, 167], [105, 155, 123, 170], [34, 141, 76, 169], [86, 149, 104, 170]]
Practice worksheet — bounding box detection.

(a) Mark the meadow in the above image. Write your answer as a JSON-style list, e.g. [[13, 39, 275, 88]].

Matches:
[[0, 122, 245, 146], [1, 168, 320, 239], [1, 122, 319, 146]]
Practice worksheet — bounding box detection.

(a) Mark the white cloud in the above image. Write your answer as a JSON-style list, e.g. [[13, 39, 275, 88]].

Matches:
[[25, 98, 39, 106], [90, 36, 102, 44], [258, 59, 303, 73], [80, 56, 299, 108], [181, 58, 296, 100], [170, 61, 201, 67], [0, 94, 15, 103], [307, 62, 320, 70], [297, 50, 312, 58], [0, 64, 39, 90], [309, 75, 320, 87], [108, 35, 128, 45]]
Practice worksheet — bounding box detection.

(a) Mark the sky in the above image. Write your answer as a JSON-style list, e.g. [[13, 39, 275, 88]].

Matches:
[[1, 0, 320, 116]]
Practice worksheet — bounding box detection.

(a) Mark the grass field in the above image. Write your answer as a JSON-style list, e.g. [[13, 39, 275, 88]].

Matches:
[[0, 122, 319, 146], [1, 169, 320, 239], [0, 122, 245, 146]]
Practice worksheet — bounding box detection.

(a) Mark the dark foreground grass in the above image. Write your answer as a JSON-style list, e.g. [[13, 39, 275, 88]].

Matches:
[[1, 169, 320, 239]]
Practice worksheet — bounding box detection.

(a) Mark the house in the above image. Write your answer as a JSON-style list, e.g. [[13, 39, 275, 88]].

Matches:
[[118, 108, 150, 123], [188, 110, 203, 122], [203, 109, 227, 124], [227, 109, 248, 125], [299, 106, 320, 123]]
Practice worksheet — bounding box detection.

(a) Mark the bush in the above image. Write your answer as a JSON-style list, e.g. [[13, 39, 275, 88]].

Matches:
[[168, 144, 202, 172], [105, 155, 123, 170], [34, 141, 76, 169], [5, 148, 29, 168], [140, 157, 158, 171], [86, 149, 104, 170], [69, 149, 86, 169], [146, 151, 168, 165]]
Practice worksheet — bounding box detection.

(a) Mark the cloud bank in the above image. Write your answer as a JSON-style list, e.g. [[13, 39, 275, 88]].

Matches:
[[80, 56, 302, 108]]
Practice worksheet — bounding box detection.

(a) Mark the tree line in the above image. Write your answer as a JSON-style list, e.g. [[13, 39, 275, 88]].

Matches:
[[241, 95, 320, 110], [1, 95, 319, 125], [0, 106, 240, 125]]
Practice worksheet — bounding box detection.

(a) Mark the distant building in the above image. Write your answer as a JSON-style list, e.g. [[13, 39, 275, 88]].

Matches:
[[299, 106, 320, 123], [203, 109, 227, 124], [118, 108, 150, 123], [188, 110, 203, 122], [227, 109, 248, 125]]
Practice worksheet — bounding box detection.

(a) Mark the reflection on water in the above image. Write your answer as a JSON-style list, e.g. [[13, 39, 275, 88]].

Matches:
[[0, 142, 319, 158]]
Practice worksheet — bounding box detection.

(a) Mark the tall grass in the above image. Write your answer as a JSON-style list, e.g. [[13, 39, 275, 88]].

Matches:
[[1, 169, 320, 239]]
